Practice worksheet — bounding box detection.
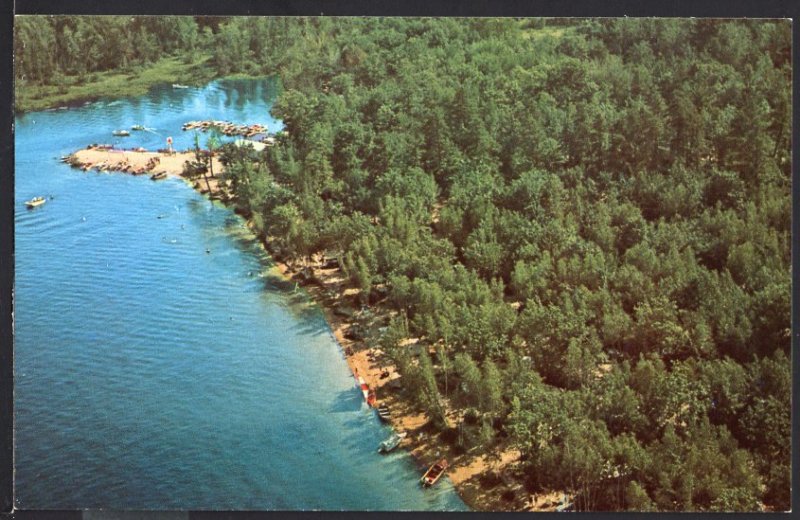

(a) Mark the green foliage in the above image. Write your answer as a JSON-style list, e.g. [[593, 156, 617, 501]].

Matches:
[[29, 16, 790, 511], [232, 17, 791, 511], [625, 481, 656, 511]]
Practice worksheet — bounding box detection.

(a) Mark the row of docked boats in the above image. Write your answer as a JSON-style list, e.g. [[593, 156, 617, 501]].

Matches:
[[353, 365, 448, 487], [182, 120, 268, 138], [366, 386, 448, 487], [375, 428, 448, 487]]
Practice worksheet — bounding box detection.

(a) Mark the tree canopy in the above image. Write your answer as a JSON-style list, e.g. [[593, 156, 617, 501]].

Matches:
[[19, 16, 791, 512]]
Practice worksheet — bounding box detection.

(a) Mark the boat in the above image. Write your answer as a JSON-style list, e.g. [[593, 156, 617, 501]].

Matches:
[[172, 83, 189, 89], [420, 458, 448, 487], [555, 495, 574, 512], [358, 375, 375, 405], [378, 432, 407, 454], [357, 375, 369, 401], [377, 404, 391, 422], [150, 171, 167, 181], [131, 124, 146, 131], [355, 369, 377, 406], [25, 196, 46, 208], [112, 130, 130, 137]]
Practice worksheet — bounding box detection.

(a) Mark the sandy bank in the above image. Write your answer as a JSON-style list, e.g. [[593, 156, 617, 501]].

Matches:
[[268, 256, 558, 511], [66, 143, 555, 511], [70, 147, 222, 176], [67, 146, 227, 195]]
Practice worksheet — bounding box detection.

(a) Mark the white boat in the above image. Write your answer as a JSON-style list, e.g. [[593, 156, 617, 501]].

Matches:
[[25, 196, 46, 208], [378, 432, 407, 454], [172, 83, 190, 89]]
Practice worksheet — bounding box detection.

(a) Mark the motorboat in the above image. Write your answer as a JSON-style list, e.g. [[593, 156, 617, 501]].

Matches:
[[378, 432, 407, 454], [25, 196, 46, 208], [421, 458, 448, 487]]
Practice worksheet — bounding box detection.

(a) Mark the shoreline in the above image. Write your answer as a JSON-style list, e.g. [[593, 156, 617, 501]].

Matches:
[[65, 145, 564, 512], [15, 55, 271, 114]]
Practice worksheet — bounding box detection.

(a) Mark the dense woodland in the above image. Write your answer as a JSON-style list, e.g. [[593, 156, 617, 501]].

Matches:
[[16, 17, 792, 512]]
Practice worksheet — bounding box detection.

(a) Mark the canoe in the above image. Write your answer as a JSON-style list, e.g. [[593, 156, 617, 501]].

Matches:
[[355, 369, 376, 406], [378, 432, 407, 454], [25, 196, 46, 208], [358, 375, 370, 402], [377, 404, 391, 422], [420, 458, 448, 487]]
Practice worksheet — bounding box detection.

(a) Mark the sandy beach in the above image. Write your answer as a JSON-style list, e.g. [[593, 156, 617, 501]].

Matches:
[[66, 143, 559, 512], [68, 147, 226, 194]]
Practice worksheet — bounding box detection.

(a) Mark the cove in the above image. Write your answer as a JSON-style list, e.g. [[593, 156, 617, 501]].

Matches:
[[14, 78, 468, 511]]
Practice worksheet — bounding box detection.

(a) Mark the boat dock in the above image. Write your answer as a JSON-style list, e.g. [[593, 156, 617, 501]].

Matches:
[[182, 120, 269, 138]]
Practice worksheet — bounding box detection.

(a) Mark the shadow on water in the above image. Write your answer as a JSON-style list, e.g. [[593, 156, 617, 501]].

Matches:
[[144, 83, 193, 110], [328, 388, 364, 413], [288, 309, 332, 338], [261, 273, 295, 293], [16, 77, 469, 511], [218, 77, 281, 109], [180, 189, 334, 336]]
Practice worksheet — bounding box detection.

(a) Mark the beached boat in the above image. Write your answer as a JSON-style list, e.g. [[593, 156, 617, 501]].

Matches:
[[172, 84, 190, 89], [357, 375, 369, 401], [25, 196, 46, 208], [420, 458, 448, 488], [150, 171, 167, 181], [378, 432, 406, 454], [358, 375, 377, 406], [112, 130, 130, 137], [555, 495, 574, 512], [377, 404, 391, 422]]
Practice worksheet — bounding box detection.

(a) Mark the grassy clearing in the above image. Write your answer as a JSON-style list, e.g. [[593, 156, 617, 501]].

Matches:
[[15, 53, 217, 113]]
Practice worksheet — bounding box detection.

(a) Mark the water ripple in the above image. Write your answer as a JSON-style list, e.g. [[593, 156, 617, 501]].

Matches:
[[14, 79, 467, 512]]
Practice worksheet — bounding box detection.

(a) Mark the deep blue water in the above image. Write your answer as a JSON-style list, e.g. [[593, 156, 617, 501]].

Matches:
[[14, 79, 467, 511]]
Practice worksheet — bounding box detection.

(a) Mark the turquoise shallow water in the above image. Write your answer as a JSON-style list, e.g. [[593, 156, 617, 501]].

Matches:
[[14, 79, 467, 511]]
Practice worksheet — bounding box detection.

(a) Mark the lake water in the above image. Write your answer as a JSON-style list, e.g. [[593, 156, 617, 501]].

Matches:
[[14, 79, 467, 511]]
